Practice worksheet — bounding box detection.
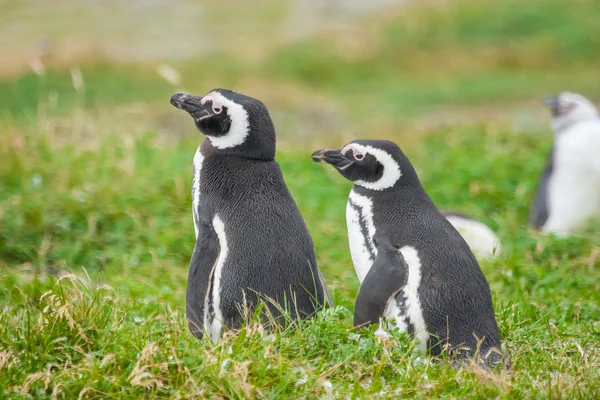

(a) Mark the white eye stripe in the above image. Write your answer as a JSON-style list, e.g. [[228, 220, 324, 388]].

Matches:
[[203, 91, 250, 149], [201, 94, 225, 114], [342, 144, 365, 161], [347, 143, 402, 191]]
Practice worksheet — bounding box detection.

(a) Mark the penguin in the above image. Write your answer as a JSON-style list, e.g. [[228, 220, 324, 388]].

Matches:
[[529, 92, 600, 236], [170, 88, 332, 342], [312, 140, 503, 365], [440, 211, 501, 259]]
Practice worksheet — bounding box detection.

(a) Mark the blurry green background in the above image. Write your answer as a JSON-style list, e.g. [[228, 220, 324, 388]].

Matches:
[[1, 0, 599, 398]]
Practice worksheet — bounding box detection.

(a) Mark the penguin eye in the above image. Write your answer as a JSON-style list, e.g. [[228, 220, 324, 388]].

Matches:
[[341, 145, 365, 161], [202, 94, 225, 115]]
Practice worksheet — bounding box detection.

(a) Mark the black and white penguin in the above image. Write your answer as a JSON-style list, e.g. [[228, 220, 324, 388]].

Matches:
[[312, 140, 502, 364], [530, 92, 600, 236], [171, 88, 332, 342], [440, 211, 501, 259]]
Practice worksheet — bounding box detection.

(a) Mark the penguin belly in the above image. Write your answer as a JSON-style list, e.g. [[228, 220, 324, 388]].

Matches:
[[347, 191, 428, 348], [346, 190, 377, 283], [203, 214, 227, 343], [544, 169, 599, 235], [191, 146, 204, 239], [384, 246, 429, 352], [543, 133, 600, 235]]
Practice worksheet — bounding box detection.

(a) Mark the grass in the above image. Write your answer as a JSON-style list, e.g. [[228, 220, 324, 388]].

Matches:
[[1, 0, 600, 398], [2, 117, 599, 399]]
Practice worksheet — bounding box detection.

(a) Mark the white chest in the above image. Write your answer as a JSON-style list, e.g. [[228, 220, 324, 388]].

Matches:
[[346, 190, 377, 283], [384, 246, 428, 352], [346, 191, 429, 350], [544, 123, 600, 235], [192, 146, 204, 239], [204, 214, 228, 343]]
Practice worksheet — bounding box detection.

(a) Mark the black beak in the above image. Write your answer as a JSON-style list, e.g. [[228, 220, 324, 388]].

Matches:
[[170, 93, 212, 121], [543, 95, 560, 116], [311, 148, 352, 169]]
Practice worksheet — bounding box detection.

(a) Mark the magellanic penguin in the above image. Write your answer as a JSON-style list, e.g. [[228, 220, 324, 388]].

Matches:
[[312, 140, 503, 365], [171, 88, 332, 342], [440, 211, 501, 260], [530, 92, 600, 236]]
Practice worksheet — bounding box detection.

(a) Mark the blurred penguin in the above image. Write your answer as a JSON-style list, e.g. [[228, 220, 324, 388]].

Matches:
[[530, 92, 600, 236], [441, 211, 501, 259]]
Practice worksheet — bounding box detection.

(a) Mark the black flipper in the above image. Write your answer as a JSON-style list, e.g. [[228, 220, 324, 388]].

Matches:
[[186, 219, 220, 339], [354, 236, 408, 328]]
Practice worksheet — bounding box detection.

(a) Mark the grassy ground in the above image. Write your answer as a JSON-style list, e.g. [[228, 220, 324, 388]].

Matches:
[[1, 0, 600, 398]]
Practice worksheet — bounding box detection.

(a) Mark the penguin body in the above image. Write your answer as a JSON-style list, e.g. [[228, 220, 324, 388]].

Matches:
[[530, 92, 600, 236], [172, 89, 331, 342], [312, 140, 502, 364], [441, 211, 501, 259]]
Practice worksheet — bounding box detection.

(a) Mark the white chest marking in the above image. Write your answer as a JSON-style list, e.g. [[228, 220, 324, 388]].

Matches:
[[444, 215, 501, 259], [346, 191, 428, 351], [204, 214, 228, 343], [543, 120, 600, 236], [192, 146, 204, 239], [346, 190, 377, 283], [385, 246, 429, 353]]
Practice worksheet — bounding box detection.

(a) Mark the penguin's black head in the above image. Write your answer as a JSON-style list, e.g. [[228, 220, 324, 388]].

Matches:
[[170, 88, 276, 159], [312, 140, 419, 190]]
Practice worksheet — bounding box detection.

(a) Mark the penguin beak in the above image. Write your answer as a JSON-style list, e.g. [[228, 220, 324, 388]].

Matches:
[[543, 95, 560, 116], [170, 93, 212, 121], [311, 148, 352, 169]]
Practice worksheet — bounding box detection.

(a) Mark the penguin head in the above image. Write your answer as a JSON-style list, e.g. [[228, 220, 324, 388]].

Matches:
[[311, 140, 420, 191], [170, 88, 275, 159], [543, 92, 599, 131]]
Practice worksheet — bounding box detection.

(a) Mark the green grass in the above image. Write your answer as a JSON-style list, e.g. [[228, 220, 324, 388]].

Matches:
[[1, 0, 600, 398], [1, 121, 599, 398]]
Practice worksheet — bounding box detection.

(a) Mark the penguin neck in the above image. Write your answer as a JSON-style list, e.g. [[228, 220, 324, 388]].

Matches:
[[352, 181, 435, 215], [551, 114, 599, 133], [200, 137, 275, 161], [352, 172, 422, 194], [352, 181, 422, 197]]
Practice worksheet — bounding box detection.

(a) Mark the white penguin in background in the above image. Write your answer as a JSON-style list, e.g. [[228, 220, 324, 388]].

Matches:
[[530, 92, 600, 236]]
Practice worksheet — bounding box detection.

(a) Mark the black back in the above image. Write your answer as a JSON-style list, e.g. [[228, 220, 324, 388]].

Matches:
[[356, 183, 501, 359], [186, 123, 330, 338], [179, 89, 331, 339]]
